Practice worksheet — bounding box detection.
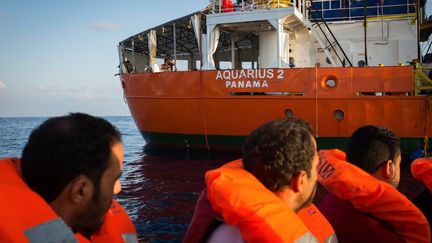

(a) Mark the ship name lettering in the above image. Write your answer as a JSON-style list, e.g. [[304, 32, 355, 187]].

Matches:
[[225, 80, 269, 88], [277, 70, 284, 79], [216, 69, 275, 80]]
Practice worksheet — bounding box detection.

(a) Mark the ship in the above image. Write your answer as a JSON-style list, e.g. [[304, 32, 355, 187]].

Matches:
[[118, 0, 432, 153]]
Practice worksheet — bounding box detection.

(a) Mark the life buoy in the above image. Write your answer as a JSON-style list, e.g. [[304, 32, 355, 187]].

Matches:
[[205, 159, 316, 243], [222, 0, 234, 12], [318, 149, 431, 243]]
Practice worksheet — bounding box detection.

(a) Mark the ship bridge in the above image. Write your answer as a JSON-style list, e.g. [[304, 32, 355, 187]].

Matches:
[[205, 0, 311, 69]]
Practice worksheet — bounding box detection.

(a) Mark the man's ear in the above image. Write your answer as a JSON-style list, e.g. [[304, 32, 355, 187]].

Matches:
[[385, 160, 395, 179], [290, 171, 307, 193], [68, 175, 94, 204]]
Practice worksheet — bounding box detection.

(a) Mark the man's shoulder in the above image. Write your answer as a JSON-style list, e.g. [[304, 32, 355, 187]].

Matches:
[[318, 194, 404, 242]]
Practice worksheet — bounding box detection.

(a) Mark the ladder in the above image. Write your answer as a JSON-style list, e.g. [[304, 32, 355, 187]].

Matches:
[[305, 7, 353, 67]]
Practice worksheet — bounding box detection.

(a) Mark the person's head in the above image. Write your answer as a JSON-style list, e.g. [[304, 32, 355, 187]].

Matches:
[[21, 113, 123, 233], [164, 55, 172, 63], [346, 125, 401, 188], [242, 118, 318, 212]]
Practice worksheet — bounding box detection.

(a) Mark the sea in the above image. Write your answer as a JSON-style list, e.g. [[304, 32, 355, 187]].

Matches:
[[0, 116, 425, 242]]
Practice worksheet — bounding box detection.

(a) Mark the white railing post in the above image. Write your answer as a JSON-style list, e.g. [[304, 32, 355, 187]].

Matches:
[[131, 39, 135, 72], [303, 0, 306, 15], [173, 23, 177, 71], [321, 1, 323, 19], [231, 36, 235, 69], [349, 2, 351, 20]]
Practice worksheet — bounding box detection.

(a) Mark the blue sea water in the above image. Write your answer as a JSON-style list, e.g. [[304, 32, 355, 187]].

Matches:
[[0, 116, 425, 242], [0, 116, 239, 242]]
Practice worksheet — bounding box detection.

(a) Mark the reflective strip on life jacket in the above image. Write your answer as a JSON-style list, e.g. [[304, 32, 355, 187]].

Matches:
[[121, 233, 139, 243], [411, 157, 432, 192], [296, 232, 319, 243], [24, 218, 77, 243], [297, 204, 337, 243], [206, 159, 316, 243], [318, 149, 431, 243], [90, 199, 138, 243]]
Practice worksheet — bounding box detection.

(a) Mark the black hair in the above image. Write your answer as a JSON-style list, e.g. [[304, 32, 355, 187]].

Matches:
[[21, 113, 121, 202], [346, 125, 400, 173], [242, 118, 315, 192]]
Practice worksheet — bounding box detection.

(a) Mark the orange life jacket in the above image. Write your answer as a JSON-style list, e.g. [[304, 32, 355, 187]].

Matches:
[[297, 204, 337, 243], [411, 157, 432, 192], [90, 200, 138, 243], [318, 149, 431, 243], [205, 159, 317, 243], [0, 158, 137, 243]]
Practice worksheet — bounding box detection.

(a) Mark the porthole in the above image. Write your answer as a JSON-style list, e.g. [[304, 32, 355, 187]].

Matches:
[[284, 109, 295, 118], [320, 75, 339, 90], [333, 109, 345, 121], [326, 79, 336, 88]]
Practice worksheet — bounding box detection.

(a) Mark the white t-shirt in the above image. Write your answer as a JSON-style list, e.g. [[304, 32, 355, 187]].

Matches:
[[207, 224, 244, 243]]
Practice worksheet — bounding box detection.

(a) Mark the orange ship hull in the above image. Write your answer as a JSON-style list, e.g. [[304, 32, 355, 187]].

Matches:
[[121, 66, 432, 152]]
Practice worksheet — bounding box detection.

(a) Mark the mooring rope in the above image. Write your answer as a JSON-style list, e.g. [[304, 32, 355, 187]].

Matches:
[[424, 96, 430, 156]]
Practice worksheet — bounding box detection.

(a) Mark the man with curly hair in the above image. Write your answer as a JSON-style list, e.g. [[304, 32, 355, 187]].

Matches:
[[185, 118, 320, 242]]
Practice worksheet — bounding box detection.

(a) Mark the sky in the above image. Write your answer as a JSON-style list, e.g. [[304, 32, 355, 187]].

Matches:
[[0, 0, 208, 117], [0, 1, 430, 117]]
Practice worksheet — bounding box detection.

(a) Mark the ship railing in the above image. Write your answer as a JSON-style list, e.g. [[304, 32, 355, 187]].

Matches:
[[210, 0, 308, 17], [415, 63, 432, 95], [309, 2, 415, 22]]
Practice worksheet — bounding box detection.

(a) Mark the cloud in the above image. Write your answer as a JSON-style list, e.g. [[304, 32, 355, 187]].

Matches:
[[74, 92, 92, 101], [89, 22, 123, 30], [39, 85, 58, 96], [0, 81, 6, 90]]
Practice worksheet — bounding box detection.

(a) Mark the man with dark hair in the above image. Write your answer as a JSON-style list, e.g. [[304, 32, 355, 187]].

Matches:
[[242, 118, 317, 211], [0, 113, 137, 242], [318, 125, 407, 242], [345, 125, 401, 187], [185, 118, 322, 242]]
